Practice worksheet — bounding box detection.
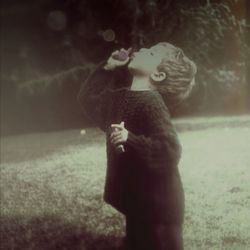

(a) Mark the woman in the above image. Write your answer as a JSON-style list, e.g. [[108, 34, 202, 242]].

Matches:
[[77, 42, 197, 250]]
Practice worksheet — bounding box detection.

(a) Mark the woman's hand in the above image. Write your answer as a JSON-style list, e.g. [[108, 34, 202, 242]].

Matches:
[[110, 122, 128, 146], [104, 48, 131, 70]]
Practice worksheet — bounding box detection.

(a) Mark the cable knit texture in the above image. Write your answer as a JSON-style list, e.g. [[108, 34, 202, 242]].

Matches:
[[77, 62, 184, 225]]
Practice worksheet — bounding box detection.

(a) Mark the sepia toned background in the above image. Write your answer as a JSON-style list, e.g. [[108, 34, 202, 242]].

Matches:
[[1, 0, 250, 249]]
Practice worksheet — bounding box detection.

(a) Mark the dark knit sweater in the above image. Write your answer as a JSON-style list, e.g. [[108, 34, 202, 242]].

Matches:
[[77, 62, 184, 225]]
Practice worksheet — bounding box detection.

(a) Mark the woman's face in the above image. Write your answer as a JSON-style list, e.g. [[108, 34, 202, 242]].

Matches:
[[128, 43, 176, 76]]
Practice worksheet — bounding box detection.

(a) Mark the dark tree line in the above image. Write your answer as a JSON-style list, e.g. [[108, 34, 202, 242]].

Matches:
[[1, 0, 249, 135]]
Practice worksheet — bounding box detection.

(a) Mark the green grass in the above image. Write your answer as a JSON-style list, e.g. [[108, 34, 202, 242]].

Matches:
[[1, 117, 250, 250]]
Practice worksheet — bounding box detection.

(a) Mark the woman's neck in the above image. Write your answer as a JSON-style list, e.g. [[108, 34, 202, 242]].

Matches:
[[130, 76, 155, 91]]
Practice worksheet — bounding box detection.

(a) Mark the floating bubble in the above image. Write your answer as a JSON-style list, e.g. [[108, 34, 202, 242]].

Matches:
[[80, 129, 86, 135], [102, 29, 115, 42], [47, 10, 67, 31]]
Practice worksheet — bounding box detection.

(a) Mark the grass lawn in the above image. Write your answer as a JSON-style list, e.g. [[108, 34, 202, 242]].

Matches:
[[1, 116, 250, 250]]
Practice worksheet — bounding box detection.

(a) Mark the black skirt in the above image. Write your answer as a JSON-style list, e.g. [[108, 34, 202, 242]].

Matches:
[[124, 213, 183, 250]]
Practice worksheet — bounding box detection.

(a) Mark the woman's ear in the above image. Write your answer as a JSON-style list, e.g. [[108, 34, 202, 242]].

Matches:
[[150, 71, 166, 82]]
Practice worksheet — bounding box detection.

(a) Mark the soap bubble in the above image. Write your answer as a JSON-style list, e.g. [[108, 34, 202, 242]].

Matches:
[[102, 29, 115, 42], [80, 129, 86, 135], [47, 10, 67, 31]]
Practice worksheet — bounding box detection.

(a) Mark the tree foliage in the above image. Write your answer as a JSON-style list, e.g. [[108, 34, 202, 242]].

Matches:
[[1, 0, 249, 133]]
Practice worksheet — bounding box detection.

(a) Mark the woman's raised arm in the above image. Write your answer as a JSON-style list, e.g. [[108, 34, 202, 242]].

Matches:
[[77, 50, 132, 131]]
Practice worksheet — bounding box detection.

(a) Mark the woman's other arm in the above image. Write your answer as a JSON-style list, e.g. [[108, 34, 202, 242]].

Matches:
[[77, 49, 131, 131], [110, 94, 182, 169], [127, 96, 182, 169]]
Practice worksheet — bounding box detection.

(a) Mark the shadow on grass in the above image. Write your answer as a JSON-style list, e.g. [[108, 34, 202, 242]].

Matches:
[[0, 215, 124, 250]]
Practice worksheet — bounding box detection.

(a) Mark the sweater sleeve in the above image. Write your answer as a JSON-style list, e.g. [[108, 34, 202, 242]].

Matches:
[[77, 61, 132, 131], [77, 61, 114, 131], [125, 94, 182, 170]]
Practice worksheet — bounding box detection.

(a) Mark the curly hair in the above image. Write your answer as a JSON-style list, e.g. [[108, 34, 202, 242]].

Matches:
[[152, 42, 197, 103]]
